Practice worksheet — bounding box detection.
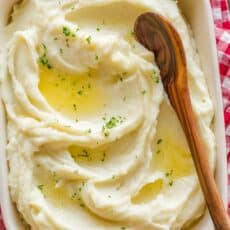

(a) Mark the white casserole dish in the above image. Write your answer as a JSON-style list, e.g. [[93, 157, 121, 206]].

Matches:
[[0, 0, 227, 229]]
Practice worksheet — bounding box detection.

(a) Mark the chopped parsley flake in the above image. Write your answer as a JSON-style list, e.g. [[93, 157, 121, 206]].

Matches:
[[77, 90, 83, 95], [86, 36, 92, 44], [77, 150, 90, 158], [59, 48, 63, 54], [37, 184, 44, 191], [169, 181, 174, 186], [73, 104, 77, 111], [141, 90, 147, 95], [152, 70, 160, 83], [39, 56, 51, 68], [121, 227, 126, 230], [157, 139, 163, 145], [105, 116, 124, 129], [62, 26, 75, 37], [61, 26, 76, 47], [165, 170, 173, 177], [103, 130, 110, 137], [96, 27, 100, 31], [101, 152, 106, 162], [52, 171, 59, 184], [102, 116, 125, 137], [70, 192, 77, 200], [130, 30, 135, 36], [118, 72, 128, 82], [154, 76, 160, 83], [39, 44, 52, 69], [65, 38, 70, 47], [95, 54, 99, 60], [88, 128, 92, 134]]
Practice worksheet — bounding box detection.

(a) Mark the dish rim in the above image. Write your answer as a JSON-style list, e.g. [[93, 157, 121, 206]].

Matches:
[[0, 0, 227, 229]]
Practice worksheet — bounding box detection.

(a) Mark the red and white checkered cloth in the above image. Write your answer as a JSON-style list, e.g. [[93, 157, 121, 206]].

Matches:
[[210, 0, 230, 211], [0, 1, 229, 229]]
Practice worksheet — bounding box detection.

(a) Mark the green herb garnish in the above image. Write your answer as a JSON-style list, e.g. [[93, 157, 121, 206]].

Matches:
[[86, 36, 92, 44], [154, 76, 160, 83], [169, 181, 174, 186], [77, 90, 83, 95], [73, 104, 77, 111], [101, 152, 106, 162], [130, 30, 135, 36], [63, 26, 72, 36], [157, 139, 163, 145], [102, 116, 125, 137], [141, 90, 147, 95], [52, 171, 59, 184], [39, 44, 52, 69], [77, 150, 89, 158], [165, 169, 173, 177], [37, 184, 44, 191], [70, 192, 77, 200], [106, 117, 123, 129], [152, 70, 160, 83]]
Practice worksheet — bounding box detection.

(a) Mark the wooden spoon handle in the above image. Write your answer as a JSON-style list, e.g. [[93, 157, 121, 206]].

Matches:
[[168, 83, 230, 229]]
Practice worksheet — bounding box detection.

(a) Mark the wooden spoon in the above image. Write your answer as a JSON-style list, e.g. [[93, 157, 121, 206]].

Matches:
[[134, 12, 230, 229]]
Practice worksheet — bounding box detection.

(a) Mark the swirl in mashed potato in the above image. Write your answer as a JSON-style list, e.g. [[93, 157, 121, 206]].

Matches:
[[1, 0, 215, 229]]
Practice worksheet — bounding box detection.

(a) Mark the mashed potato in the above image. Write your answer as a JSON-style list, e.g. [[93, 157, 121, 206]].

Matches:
[[1, 0, 215, 229]]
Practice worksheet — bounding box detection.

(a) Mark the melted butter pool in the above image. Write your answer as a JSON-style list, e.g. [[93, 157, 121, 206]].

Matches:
[[152, 100, 195, 180], [39, 66, 106, 120], [131, 180, 163, 204]]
